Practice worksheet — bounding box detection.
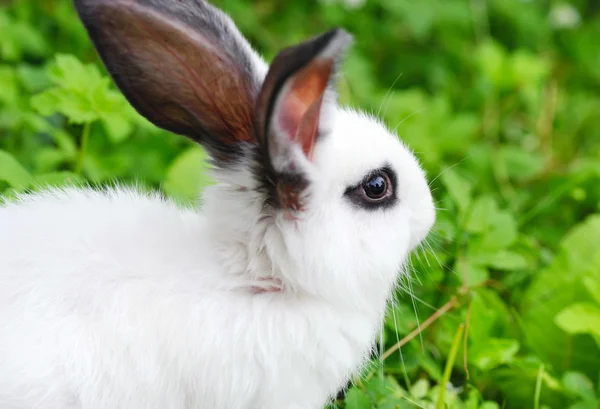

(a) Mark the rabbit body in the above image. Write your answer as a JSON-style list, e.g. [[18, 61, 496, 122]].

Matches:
[[0, 0, 436, 407], [0, 186, 379, 409]]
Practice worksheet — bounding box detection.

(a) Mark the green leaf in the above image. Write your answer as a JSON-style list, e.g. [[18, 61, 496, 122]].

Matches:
[[433, 212, 457, 242], [555, 303, 600, 337], [522, 216, 600, 378], [32, 148, 70, 172], [409, 379, 429, 399], [465, 195, 518, 253], [476, 40, 508, 88], [465, 388, 482, 409], [31, 172, 84, 190], [30, 53, 134, 145], [0, 150, 31, 191], [470, 338, 520, 371], [562, 372, 596, 401], [377, 397, 413, 409], [558, 215, 600, 275], [163, 147, 213, 206], [31, 87, 97, 123], [498, 146, 545, 182], [465, 196, 498, 233], [50, 128, 78, 158], [17, 63, 51, 93], [477, 211, 518, 251], [472, 250, 529, 271], [344, 387, 372, 409], [510, 50, 550, 88], [363, 375, 405, 402], [0, 11, 49, 61], [48, 54, 106, 91], [440, 169, 472, 215], [0, 65, 19, 106], [568, 401, 600, 409], [491, 359, 565, 407], [468, 288, 514, 342], [456, 256, 489, 286], [583, 276, 600, 305], [101, 114, 134, 144]]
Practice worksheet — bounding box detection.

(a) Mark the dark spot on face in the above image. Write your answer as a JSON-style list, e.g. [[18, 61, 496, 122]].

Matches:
[[344, 165, 397, 210], [251, 145, 310, 212]]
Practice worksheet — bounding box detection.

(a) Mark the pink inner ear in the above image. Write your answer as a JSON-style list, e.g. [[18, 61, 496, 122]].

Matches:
[[277, 60, 333, 161]]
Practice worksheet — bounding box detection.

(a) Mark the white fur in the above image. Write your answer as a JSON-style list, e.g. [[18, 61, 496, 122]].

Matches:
[[0, 108, 434, 409], [0, 9, 435, 409]]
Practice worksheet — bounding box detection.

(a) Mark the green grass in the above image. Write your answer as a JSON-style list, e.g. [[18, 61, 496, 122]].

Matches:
[[2, 0, 600, 408]]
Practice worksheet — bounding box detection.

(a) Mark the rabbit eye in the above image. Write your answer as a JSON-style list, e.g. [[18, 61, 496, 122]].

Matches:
[[344, 166, 397, 210], [362, 174, 389, 200]]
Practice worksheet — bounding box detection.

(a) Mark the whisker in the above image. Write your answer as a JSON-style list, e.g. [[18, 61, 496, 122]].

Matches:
[[401, 395, 429, 409], [417, 243, 432, 268], [377, 72, 404, 118], [413, 247, 424, 265], [402, 262, 425, 355], [392, 107, 428, 134], [393, 268, 414, 389], [396, 281, 438, 312], [428, 157, 470, 187], [427, 246, 445, 272], [408, 279, 425, 354], [407, 255, 422, 286], [421, 237, 444, 269]]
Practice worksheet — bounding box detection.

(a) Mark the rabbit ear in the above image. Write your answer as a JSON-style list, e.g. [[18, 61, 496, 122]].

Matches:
[[255, 29, 352, 212], [74, 0, 265, 164]]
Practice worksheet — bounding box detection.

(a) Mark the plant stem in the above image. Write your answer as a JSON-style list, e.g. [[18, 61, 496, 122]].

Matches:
[[463, 301, 472, 381], [436, 323, 465, 409], [381, 297, 460, 361], [534, 363, 545, 409], [76, 122, 91, 175]]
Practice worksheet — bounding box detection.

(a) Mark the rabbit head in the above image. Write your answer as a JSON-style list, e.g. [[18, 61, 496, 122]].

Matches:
[[75, 0, 435, 307]]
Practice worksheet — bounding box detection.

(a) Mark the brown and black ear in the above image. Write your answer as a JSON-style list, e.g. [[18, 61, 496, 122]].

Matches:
[[74, 0, 263, 163], [255, 28, 352, 212]]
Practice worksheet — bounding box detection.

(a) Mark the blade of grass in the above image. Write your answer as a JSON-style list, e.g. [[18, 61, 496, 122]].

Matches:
[[75, 122, 91, 175], [534, 363, 545, 409], [436, 323, 465, 409]]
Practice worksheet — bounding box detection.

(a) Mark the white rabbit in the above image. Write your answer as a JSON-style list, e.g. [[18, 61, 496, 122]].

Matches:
[[0, 0, 436, 408]]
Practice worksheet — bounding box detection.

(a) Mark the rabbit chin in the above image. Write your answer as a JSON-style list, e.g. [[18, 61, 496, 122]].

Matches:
[[202, 106, 436, 311]]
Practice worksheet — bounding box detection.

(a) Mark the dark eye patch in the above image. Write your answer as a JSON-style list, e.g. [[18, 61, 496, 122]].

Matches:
[[344, 165, 398, 210]]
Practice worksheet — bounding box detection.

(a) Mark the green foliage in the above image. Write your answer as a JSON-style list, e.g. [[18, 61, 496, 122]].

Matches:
[[30, 54, 138, 143], [1, 0, 600, 408]]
